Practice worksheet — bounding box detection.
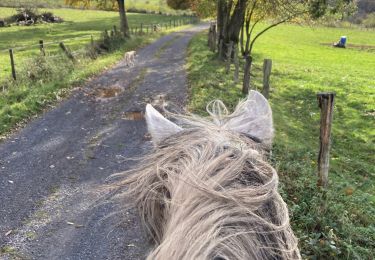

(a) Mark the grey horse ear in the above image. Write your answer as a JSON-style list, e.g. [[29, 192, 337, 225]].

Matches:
[[224, 90, 274, 145], [145, 104, 182, 144]]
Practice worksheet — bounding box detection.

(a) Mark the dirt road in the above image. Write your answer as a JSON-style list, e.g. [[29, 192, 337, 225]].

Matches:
[[0, 24, 207, 260]]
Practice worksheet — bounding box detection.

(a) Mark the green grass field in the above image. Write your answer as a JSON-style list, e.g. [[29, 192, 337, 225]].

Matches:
[[187, 24, 374, 259], [0, 7, 187, 79]]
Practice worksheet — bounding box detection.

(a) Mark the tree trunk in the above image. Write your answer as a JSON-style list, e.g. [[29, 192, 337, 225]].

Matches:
[[117, 0, 130, 38], [222, 0, 247, 59], [242, 54, 252, 95], [217, 0, 226, 56]]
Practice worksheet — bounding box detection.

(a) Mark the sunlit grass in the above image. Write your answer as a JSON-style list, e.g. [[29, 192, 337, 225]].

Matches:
[[0, 7, 187, 79], [187, 24, 374, 259]]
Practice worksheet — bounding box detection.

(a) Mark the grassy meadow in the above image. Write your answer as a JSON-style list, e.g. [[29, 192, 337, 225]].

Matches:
[[0, 7, 186, 79], [187, 24, 374, 259], [0, 7, 192, 136]]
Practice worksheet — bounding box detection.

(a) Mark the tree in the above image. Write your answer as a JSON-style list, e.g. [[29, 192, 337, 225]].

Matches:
[[239, 0, 306, 94], [239, 0, 355, 94], [65, 0, 130, 38], [168, 0, 354, 93], [166, 0, 191, 10]]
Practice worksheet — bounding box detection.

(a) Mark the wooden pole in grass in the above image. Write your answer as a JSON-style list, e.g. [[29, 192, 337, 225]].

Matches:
[[317, 92, 335, 188], [9, 49, 16, 80], [59, 42, 75, 61], [225, 41, 233, 74], [140, 23, 143, 34], [39, 40, 45, 56], [262, 59, 272, 99]]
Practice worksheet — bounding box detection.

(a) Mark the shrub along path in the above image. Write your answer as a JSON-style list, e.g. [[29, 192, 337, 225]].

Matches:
[[0, 23, 207, 259]]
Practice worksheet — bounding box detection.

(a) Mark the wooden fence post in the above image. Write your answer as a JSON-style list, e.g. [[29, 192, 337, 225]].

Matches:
[[317, 92, 335, 188], [113, 25, 118, 35], [140, 23, 143, 34], [39, 40, 45, 56], [225, 41, 233, 74], [9, 49, 16, 80], [59, 42, 75, 61], [262, 59, 272, 99], [218, 39, 223, 58]]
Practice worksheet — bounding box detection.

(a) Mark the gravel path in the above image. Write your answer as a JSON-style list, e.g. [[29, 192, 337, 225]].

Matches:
[[0, 23, 208, 260]]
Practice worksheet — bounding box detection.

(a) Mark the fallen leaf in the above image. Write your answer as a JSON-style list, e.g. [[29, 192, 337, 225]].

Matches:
[[5, 230, 12, 236], [345, 187, 354, 196]]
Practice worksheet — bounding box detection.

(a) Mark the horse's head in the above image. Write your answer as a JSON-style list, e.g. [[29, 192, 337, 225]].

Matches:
[[145, 90, 274, 148], [122, 91, 300, 260]]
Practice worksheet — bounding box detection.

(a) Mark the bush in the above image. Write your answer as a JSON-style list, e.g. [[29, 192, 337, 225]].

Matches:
[[22, 55, 73, 83], [7, 7, 39, 25], [362, 13, 375, 28], [41, 12, 64, 23], [5, 8, 63, 25]]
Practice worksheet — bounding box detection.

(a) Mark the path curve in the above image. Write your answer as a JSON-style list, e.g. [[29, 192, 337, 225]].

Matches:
[[0, 24, 208, 260]]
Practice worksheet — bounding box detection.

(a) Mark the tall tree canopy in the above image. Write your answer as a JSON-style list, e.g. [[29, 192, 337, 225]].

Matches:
[[65, 0, 130, 37]]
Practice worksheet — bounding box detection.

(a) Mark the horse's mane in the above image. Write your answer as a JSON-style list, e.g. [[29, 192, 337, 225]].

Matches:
[[115, 100, 301, 260]]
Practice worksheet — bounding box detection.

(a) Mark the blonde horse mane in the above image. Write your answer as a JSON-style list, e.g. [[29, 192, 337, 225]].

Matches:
[[116, 92, 301, 260]]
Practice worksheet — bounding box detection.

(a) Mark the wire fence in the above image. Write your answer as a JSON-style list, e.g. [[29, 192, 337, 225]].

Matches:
[[0, 16, 198, 82]]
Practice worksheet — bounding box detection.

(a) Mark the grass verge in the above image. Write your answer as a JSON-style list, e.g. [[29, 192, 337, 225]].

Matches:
[[187, 27, 374, 259]]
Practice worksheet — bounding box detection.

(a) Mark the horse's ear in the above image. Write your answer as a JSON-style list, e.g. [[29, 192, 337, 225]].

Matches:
[[145, 104, 182, 144], [224, 90, 274, 145]]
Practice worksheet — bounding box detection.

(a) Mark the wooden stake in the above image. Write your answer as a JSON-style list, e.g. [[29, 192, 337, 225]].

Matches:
[[262, 59, 272, 99], [9, 49, 16, 80], [90, 35, 94, 48], [225, 41, 233, 74], [317, 92, 335, 188], [218, 39, 223, 59], [59, 42, 75, 61], [39, 40, 45, 56]]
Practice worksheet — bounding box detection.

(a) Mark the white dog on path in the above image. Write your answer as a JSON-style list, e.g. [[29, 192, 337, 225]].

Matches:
[[124, 50, 136, 67]]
